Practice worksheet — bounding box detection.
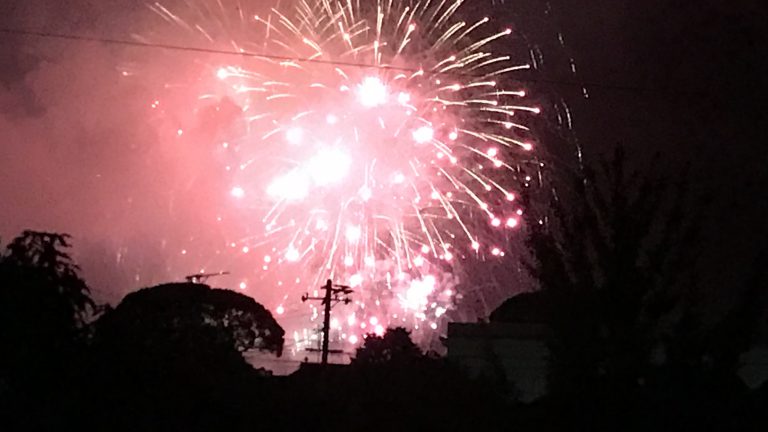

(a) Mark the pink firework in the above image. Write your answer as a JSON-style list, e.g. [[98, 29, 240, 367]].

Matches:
[[146, 0, 540, 352]]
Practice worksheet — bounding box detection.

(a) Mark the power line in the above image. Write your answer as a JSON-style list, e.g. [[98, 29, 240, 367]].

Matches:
[[0, 27, 705, 96]]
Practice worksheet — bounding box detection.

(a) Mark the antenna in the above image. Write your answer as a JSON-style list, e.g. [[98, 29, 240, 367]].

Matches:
[[184, 271, 230, 284]]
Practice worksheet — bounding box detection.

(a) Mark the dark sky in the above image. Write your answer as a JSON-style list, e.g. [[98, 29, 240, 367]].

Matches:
[[1, 0, 766, 315], [548, 0, 768, 310]]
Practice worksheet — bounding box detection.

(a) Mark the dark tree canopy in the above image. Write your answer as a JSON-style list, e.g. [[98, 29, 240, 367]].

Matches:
[[0, 231, 97, 428], [0, 230, 96, 331], [523, 147, 705, 393], [0, 231, 96, 368], [352, 327, 424, 365], [94, 282, 284, 358]]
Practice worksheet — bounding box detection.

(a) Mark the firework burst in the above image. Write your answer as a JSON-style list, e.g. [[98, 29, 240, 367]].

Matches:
[[146, 0, 540, 352]]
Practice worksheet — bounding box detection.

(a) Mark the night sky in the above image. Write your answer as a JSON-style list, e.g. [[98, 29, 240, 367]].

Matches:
[[1, 0, 766, 321]]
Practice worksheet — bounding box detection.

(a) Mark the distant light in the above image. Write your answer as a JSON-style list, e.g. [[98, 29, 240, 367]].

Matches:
[[412, 126, 434, 144], [230, 186, 245, 198], [286, 127, 303, 144], [398, 92, 411, 105], [491, 218, 501, 227], [393, 172, 406, 184], [276, 305, 285, 315], [350, 273, 363, 287], [487, 148, 498, 157], [359, 186, 372, 201], [344, 255, 354, 267], [326, 114, 338, 124], [242, 246, 250, 253], [421, 245, 430, 254], [307, 147, 351, 186], [216, 67, 228, 80], [506, 217, 518, 228], [491, 247, 501, 256], [348, 334, 359, 344], [448, 131, 458, 141], [357, 76, 388, 107], [374, 325, 385, 336], [402, 276, 436, 310], [267, 171, 310, 201], [345, 225, 362, 242], [522, 142, 533, 151], [285, 246, 300, 262], [239, 281, 247, 289], [369, 316, 379, 326]]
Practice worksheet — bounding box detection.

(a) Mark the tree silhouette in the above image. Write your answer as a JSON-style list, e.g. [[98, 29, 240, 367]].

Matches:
[[0, 231, 97, 428], [0, 230, 96, 331], [523, 147, 705, 396], [92, 282, 284, 364], [352, 327, 424, 365], [710, 239, 768, 376], [329, 327, 506, 431], [86, 282, 284, 430]]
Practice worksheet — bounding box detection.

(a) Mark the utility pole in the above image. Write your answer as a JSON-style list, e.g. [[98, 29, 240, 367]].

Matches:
[[302, 279, 353, 364]]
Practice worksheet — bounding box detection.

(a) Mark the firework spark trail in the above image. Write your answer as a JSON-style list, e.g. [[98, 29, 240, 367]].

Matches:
[[147, 0, 540, 352]]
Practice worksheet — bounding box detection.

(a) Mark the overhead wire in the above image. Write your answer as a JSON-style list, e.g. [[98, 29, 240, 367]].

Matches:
[[0, 27, 706, 96]]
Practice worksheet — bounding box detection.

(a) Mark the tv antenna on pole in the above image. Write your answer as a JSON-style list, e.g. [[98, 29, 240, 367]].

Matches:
[[184, 271, 230, 284]]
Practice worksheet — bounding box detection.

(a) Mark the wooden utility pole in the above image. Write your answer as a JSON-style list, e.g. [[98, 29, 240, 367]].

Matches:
[[302, 279, 353, 364]]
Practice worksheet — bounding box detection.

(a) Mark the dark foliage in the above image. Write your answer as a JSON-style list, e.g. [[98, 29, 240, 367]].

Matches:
[[277, 327, 509, 431], [523, 147, 707, 393], [0, 231, 98, 428], [352, 326, 423, 365], [84, 282, 285, 430], [2, 226, 767, 431]]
